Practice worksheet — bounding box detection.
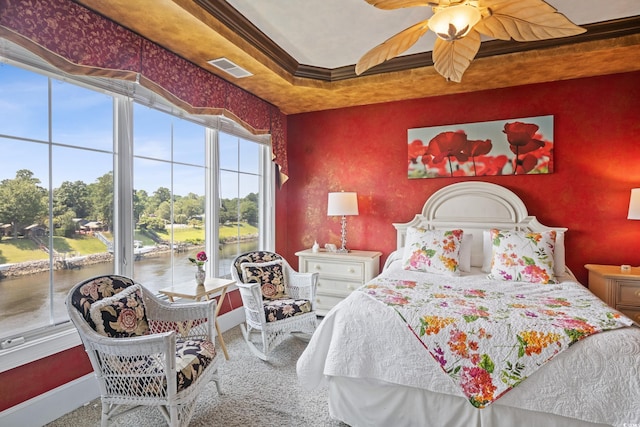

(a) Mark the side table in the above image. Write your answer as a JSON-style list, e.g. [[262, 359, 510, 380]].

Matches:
[[159, 277, 235, 360], [585, 264, 640, 324]]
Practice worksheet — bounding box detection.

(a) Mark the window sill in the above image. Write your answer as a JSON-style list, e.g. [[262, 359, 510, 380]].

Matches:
[[0, 324, 81, 373]]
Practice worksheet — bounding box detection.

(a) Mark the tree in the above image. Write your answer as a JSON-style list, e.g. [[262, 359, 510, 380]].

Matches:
[[54, 210, 77, 237], [0, 169, 47, 238], [155, 200, 171, 222], [89, 172, 113, 230], [148, 187, 171, 213], [133, 189, 149, 223], [54, 180, 91, 218], [240, 199, 258, 225]]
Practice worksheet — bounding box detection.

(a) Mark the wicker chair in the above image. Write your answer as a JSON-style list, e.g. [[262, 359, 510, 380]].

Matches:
[[230, 251, 318, 360], [66, 274, 222, 427]]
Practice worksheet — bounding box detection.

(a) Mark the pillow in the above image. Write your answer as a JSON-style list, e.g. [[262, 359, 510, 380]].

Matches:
[[89, 284, 150, 337], [241, 260, 288, 300], [482, 229, 566, 276], [459, 233, 473, 272], [402, 227, 464, 276], [487, 229, 557, 284]]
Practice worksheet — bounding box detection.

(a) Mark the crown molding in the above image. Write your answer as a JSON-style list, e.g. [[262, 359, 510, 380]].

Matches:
[[194, 2, 640, 82]]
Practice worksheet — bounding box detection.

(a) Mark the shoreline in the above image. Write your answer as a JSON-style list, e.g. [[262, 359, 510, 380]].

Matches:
[[0, 235, 258, 280]]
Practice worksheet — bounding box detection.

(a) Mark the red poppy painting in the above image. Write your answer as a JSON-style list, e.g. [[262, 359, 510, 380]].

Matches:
[[408, 116, 553, 178]]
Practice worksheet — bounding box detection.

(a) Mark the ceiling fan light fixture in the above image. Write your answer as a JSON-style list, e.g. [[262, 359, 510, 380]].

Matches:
[[428, 4, 481, 42]]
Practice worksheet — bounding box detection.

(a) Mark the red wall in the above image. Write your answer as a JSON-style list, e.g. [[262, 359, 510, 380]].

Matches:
[[278, 71, 640, 286]]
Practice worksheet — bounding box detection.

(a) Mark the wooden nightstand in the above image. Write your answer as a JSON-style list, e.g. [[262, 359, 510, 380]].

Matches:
[[296, 249, 381, 316], [585, 264, 640, 324]]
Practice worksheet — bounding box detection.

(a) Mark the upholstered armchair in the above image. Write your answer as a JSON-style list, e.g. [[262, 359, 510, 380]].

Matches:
[[66, 274, 222, 427], [230, 251, 318, 360]]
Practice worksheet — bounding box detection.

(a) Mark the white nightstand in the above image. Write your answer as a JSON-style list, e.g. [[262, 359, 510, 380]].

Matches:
[[296, 249, 381, 316]]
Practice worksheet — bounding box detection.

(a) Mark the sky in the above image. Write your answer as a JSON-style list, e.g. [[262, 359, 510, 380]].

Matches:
[[0, 62, 261, 198]]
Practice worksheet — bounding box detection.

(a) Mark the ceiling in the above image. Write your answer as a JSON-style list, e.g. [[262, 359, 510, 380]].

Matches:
[[75, 0, 640, 115]]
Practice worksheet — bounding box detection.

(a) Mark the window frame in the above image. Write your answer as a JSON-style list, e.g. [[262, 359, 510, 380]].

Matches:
[[0, 43, 275, 372]]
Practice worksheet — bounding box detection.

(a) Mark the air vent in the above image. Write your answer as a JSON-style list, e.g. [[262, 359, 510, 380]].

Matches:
[[207, 57, 253, 78]]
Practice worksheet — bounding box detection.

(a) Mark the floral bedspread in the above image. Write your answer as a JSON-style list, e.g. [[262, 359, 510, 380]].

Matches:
[[359, 276, 632, 408]]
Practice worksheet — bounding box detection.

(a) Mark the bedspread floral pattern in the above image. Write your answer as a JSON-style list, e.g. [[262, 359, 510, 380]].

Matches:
[[360, 277, 631, 408]]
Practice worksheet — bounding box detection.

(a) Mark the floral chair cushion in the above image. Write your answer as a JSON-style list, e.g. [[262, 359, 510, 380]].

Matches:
[[122, 338, 217, 396], [89, 284, 150, 337], [402, 227, 464, 276], [264, 298, 313, 322], [71, 275, 137, 330], [175, 338, 217, 392], [241, 260, 288, 300], [488, 229, 557, 284]]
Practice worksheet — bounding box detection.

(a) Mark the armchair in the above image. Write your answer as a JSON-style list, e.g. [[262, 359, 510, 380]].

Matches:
[[66, 274, 222, 426], [230, 251, 318, 360]]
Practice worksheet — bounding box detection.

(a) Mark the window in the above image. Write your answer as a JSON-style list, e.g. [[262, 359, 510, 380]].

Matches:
[[0, 49, 274, 369]]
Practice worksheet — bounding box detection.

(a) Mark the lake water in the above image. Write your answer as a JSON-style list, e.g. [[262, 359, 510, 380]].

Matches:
[[0, 241, 257, 337]]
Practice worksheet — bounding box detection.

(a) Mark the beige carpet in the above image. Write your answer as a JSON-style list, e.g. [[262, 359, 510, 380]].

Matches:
[[46, 325, 347, 426]]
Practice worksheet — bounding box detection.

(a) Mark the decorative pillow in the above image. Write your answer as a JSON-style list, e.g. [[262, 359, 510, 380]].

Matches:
[[482, 229, 566, 276], [488, 229, 557, 284], [89, 284, 150, 337], [241, 260, 288, 300], [402, 227, 464, 276]]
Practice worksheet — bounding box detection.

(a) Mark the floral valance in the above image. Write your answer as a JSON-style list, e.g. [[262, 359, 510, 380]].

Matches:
[[0, 0, 288, 185]]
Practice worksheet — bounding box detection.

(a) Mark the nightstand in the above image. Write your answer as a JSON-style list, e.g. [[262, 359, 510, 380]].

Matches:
[[585, 264, 640, 324], [296, 249, 382, 316]]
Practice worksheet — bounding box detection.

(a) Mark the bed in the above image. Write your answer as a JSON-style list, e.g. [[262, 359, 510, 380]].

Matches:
[[297, 181, 640, 427]]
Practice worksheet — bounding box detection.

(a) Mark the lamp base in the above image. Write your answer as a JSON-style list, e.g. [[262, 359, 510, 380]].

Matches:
[[336, 247, 349, 253]]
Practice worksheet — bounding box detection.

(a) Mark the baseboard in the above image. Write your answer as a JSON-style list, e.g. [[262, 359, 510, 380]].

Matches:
[[0, 307, 245, 426]]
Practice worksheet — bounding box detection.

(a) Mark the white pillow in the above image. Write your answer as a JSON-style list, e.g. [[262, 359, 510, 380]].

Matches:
[[402, 227, 464, 276], [482, 229, 565, 275], [459, 233, 473, 272]]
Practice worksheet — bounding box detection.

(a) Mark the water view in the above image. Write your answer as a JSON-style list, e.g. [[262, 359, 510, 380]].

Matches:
[[0, 241, 257, 337]]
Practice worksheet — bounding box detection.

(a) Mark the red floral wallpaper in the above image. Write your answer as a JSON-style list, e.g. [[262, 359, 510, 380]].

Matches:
[[0, 0, 288, 181]]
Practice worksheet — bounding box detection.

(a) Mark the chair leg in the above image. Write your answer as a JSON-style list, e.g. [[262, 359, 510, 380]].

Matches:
[[240, 323, 269, 360]]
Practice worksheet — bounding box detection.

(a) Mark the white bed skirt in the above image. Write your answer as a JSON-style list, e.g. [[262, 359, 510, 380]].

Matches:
[[327, 376, 608, 427]]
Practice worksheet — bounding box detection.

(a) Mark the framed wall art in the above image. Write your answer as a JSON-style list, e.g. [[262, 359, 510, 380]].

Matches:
[[408, 115, 554, 179]]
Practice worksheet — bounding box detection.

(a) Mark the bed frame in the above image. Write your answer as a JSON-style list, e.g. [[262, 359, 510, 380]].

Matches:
[[392, 181, 567, 269]]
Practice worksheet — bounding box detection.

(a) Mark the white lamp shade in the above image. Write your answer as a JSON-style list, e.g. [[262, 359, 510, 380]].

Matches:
[[428, 5, 481, 41], [327, 192, 359, 216], [628, 188, 640, 220]]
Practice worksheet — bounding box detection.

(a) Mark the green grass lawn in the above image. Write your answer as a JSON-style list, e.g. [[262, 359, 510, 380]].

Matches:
[[0, 238, 48, 263]]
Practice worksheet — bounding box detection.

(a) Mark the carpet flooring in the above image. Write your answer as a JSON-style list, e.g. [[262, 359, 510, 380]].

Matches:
[[46, 325, 347, 426]]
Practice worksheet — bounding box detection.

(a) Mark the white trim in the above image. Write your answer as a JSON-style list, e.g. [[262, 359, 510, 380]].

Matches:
[[0, 308, 244, 426], [0, 326, 81, 373]]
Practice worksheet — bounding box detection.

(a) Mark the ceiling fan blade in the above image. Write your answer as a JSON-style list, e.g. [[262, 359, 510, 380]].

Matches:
[[364, 0, 434, 10], [432, 29, 481, 82], [475, 0, 585, 42], [356, 19, 431, 75]]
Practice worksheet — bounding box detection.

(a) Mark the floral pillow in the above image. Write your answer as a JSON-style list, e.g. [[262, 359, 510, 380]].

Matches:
[[488, 229, 557, 284], [241, 260, 288, 300], [402, 227, 464, 276], [89, 284, 150, 337]]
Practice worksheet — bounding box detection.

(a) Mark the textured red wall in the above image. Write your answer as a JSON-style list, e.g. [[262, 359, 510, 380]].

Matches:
[[279, 71, 640, 286]]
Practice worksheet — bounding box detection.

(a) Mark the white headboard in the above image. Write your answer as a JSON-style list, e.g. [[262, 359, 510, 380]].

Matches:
[[393, 182, 567, 268]]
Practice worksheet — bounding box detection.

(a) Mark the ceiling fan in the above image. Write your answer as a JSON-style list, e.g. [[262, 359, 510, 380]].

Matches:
[[355, 0, 586, 82]]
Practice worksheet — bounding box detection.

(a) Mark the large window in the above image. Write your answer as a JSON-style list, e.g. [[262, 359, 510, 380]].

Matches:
[[0, 53, 274, 363]]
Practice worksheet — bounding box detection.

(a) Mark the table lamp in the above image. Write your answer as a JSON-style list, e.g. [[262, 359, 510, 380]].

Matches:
[[628, 188, 640, 220], [327, 191, 359, 253]]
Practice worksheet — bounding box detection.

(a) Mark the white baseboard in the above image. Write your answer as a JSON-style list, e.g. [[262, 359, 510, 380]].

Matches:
[[0, 307, 245, 426]]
